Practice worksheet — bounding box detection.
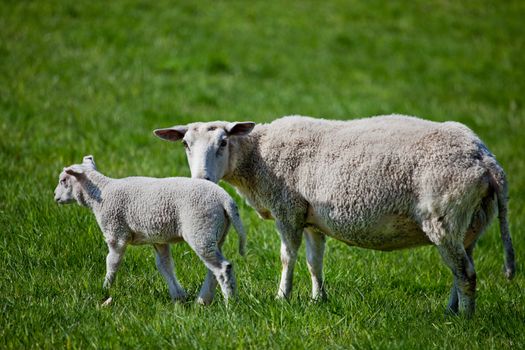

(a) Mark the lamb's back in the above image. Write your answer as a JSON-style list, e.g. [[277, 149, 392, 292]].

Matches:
[[100, 177, 227, 241]]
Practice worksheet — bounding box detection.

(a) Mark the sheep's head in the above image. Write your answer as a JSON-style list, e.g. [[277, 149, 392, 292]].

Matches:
[[54, 155, 97, 204], [154, 121, 255, 183]]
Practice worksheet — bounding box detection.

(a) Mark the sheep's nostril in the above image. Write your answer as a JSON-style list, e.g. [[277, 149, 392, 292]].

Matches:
[[204, 176, 211, 181]]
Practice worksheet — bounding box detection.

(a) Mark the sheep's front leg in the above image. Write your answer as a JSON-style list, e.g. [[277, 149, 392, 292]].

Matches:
[[276, 221, 302, 300], [153, 244, 187, 301], [304, 228, 327, 301], [103, 241, 127, 293]]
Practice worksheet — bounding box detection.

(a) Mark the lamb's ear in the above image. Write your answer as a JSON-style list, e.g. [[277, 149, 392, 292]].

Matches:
[[154, 126, 188, 142], [82, 155, 96, 170], [226, 122, 255, 136], [64, 166, 84, 178]]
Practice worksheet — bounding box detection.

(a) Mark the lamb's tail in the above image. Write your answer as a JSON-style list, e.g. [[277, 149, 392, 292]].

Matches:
[[485, 154, 515, 279], [224, 199, 247, 256]]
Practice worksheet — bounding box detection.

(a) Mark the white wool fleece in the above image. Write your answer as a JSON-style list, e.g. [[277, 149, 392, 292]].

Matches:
[[154, 114, 515, 317], [54, 155, 246, 305]]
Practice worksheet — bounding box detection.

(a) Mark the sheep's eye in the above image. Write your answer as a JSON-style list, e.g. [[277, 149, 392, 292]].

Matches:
[[219, 139, 228, 148], [60, 179, 66, 184], [182, 140, 189, 149]]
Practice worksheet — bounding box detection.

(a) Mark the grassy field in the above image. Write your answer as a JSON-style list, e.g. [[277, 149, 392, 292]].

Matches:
[[1, 0, 524, 348]]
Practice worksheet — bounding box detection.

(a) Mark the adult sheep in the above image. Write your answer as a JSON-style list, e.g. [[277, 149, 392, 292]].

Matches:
[[154, 115, 515, 316]]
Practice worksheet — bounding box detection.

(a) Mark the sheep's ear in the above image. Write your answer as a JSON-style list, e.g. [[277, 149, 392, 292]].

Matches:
[[64, 166, 84, 178], [226, 122, 255, 136], [82, 155, 96, 170], [154, 126, 188, 142]]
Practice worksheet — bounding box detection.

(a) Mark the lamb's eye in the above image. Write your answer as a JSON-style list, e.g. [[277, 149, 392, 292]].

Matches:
[[60, 179, 66, 184], [182, 140, 189, 149], [220, 139, 228, 148]]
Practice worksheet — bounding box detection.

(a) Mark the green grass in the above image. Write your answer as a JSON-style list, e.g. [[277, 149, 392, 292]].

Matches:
[[1, 0, 524, 348]]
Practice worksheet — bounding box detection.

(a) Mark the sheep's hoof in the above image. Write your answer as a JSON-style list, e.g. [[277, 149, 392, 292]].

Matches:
[[101, 297, 113, 307], [444, 307, 458, 317], [310, 294, 328, 303], [444, 306, 474, 319], [460, 308, 475, 319]]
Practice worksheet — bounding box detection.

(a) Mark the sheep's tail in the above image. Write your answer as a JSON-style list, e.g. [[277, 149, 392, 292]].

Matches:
[[485, 153, 515, 279], [224, 199, 247, 256]]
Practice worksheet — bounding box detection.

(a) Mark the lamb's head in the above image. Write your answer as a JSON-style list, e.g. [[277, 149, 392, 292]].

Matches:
[[154, 121, 255, 183], [54, 155, 97, 204]]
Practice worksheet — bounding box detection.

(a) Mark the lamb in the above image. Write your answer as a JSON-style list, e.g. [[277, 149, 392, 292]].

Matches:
[[154, 114, 515, 317], [54, 155, 247, 305]]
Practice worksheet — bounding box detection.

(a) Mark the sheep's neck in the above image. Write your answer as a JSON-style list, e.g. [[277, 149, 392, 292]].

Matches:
[[75, 171, 110, 210], [225, 127, 266, 203]]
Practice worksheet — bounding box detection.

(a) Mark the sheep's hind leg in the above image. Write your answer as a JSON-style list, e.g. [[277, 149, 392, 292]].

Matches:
[[153, 244, 187, 302], [204, 254, 236, 303], [196, 269, 218, 305], [276, 221, 303, 300], [446, 279, 459, 315], [304, 227, 327, 301], [437, 241, 476, 317], [446, 243, 475, 315]]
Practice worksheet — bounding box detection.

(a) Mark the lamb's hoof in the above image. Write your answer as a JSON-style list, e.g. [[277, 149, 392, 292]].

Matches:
[[101, 297, 113, 307], [310, 288, 327, 302], [275, 293, 290, 301], [196, 297, 213, 306], [172, 293, 189, 303], [504, 266, 515, 280]]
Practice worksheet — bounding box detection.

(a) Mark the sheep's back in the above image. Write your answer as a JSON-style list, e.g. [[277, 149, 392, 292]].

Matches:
[[257, 115, 489, 233]]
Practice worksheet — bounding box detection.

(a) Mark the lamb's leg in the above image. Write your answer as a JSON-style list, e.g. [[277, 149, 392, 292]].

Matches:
[[196, 269, 218, 305], [437, 241, 476, 317], [153, 244, 187, 301], [186, 225, 236, 304], [304, 228, 326, 301], [214, 259, 236, 302], [276, 221, 302, 300], [447, 243, 475, 314], [103, 241, 127, 293], [198, 252, 236, 303]]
